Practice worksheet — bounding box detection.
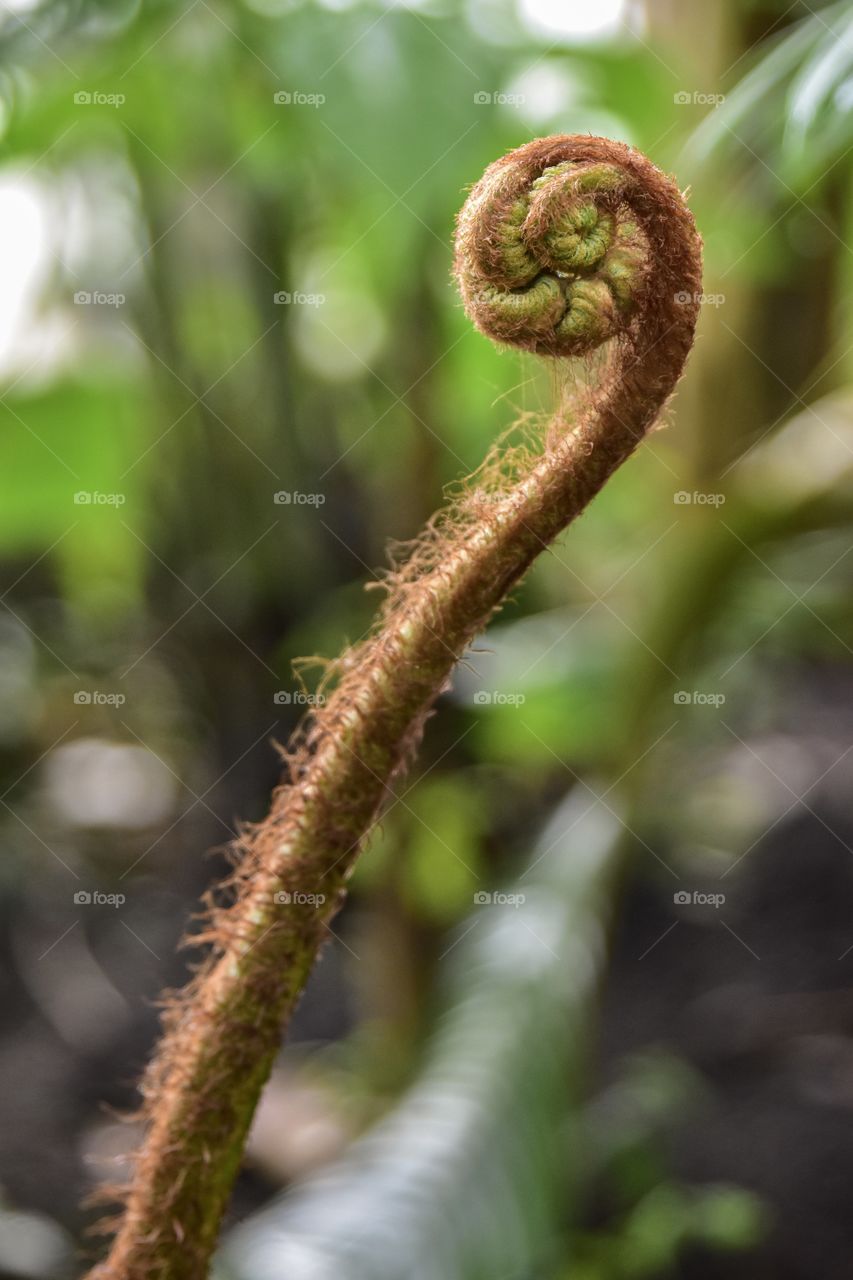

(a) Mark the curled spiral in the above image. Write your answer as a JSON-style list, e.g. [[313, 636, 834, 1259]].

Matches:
[[454, 135, 687, 359]]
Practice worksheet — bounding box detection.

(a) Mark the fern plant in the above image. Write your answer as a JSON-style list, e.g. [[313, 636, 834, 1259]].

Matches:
[[87, 134, 702, 1280]]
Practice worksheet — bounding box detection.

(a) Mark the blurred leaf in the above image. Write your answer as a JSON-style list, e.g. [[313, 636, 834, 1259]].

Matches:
[[689, 1, 853, 189], [0, 375, 148, 608], [401, 777, 484, 924]]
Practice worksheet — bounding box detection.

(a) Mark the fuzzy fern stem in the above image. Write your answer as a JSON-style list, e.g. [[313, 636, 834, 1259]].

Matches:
[[86, 134, 702, 1280]]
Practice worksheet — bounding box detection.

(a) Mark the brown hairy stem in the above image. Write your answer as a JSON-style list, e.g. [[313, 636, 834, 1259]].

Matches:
[[86, 135, 702, 1280]]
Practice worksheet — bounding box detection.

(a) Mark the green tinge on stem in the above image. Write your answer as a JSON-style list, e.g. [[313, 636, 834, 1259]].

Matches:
[[86, 133, 702, 1280], [456, 154, 651, 356]]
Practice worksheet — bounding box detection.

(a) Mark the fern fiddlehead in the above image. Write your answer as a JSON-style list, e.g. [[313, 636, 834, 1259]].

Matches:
[[87, 135, 702, 1280]]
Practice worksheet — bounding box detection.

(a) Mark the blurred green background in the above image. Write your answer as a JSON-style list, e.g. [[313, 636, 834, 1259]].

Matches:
[[1, 1, 853, 1277]]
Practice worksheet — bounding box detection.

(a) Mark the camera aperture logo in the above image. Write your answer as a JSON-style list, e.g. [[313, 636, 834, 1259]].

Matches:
[[273, 690, 325, 706], [273, 90, 325, 108], [274, 291, 325, 307], [674, 890, 725, 908], [74, 90, 125, 108], [474, 890, 526, 908], [473, 690, 526, 706], [74, 491, 126, 506], [73, 690, 126, 707], [74, 290, 125, 308], [674, 290, 725, 308], [673, 490, 725, 506], [274, 491, 325, 507], [473, 91, 525, 107], [73, 890, 126, 908], [673, 91, 725, 107], [673, 690, 725, 708], [273, 890, 326, 906]]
